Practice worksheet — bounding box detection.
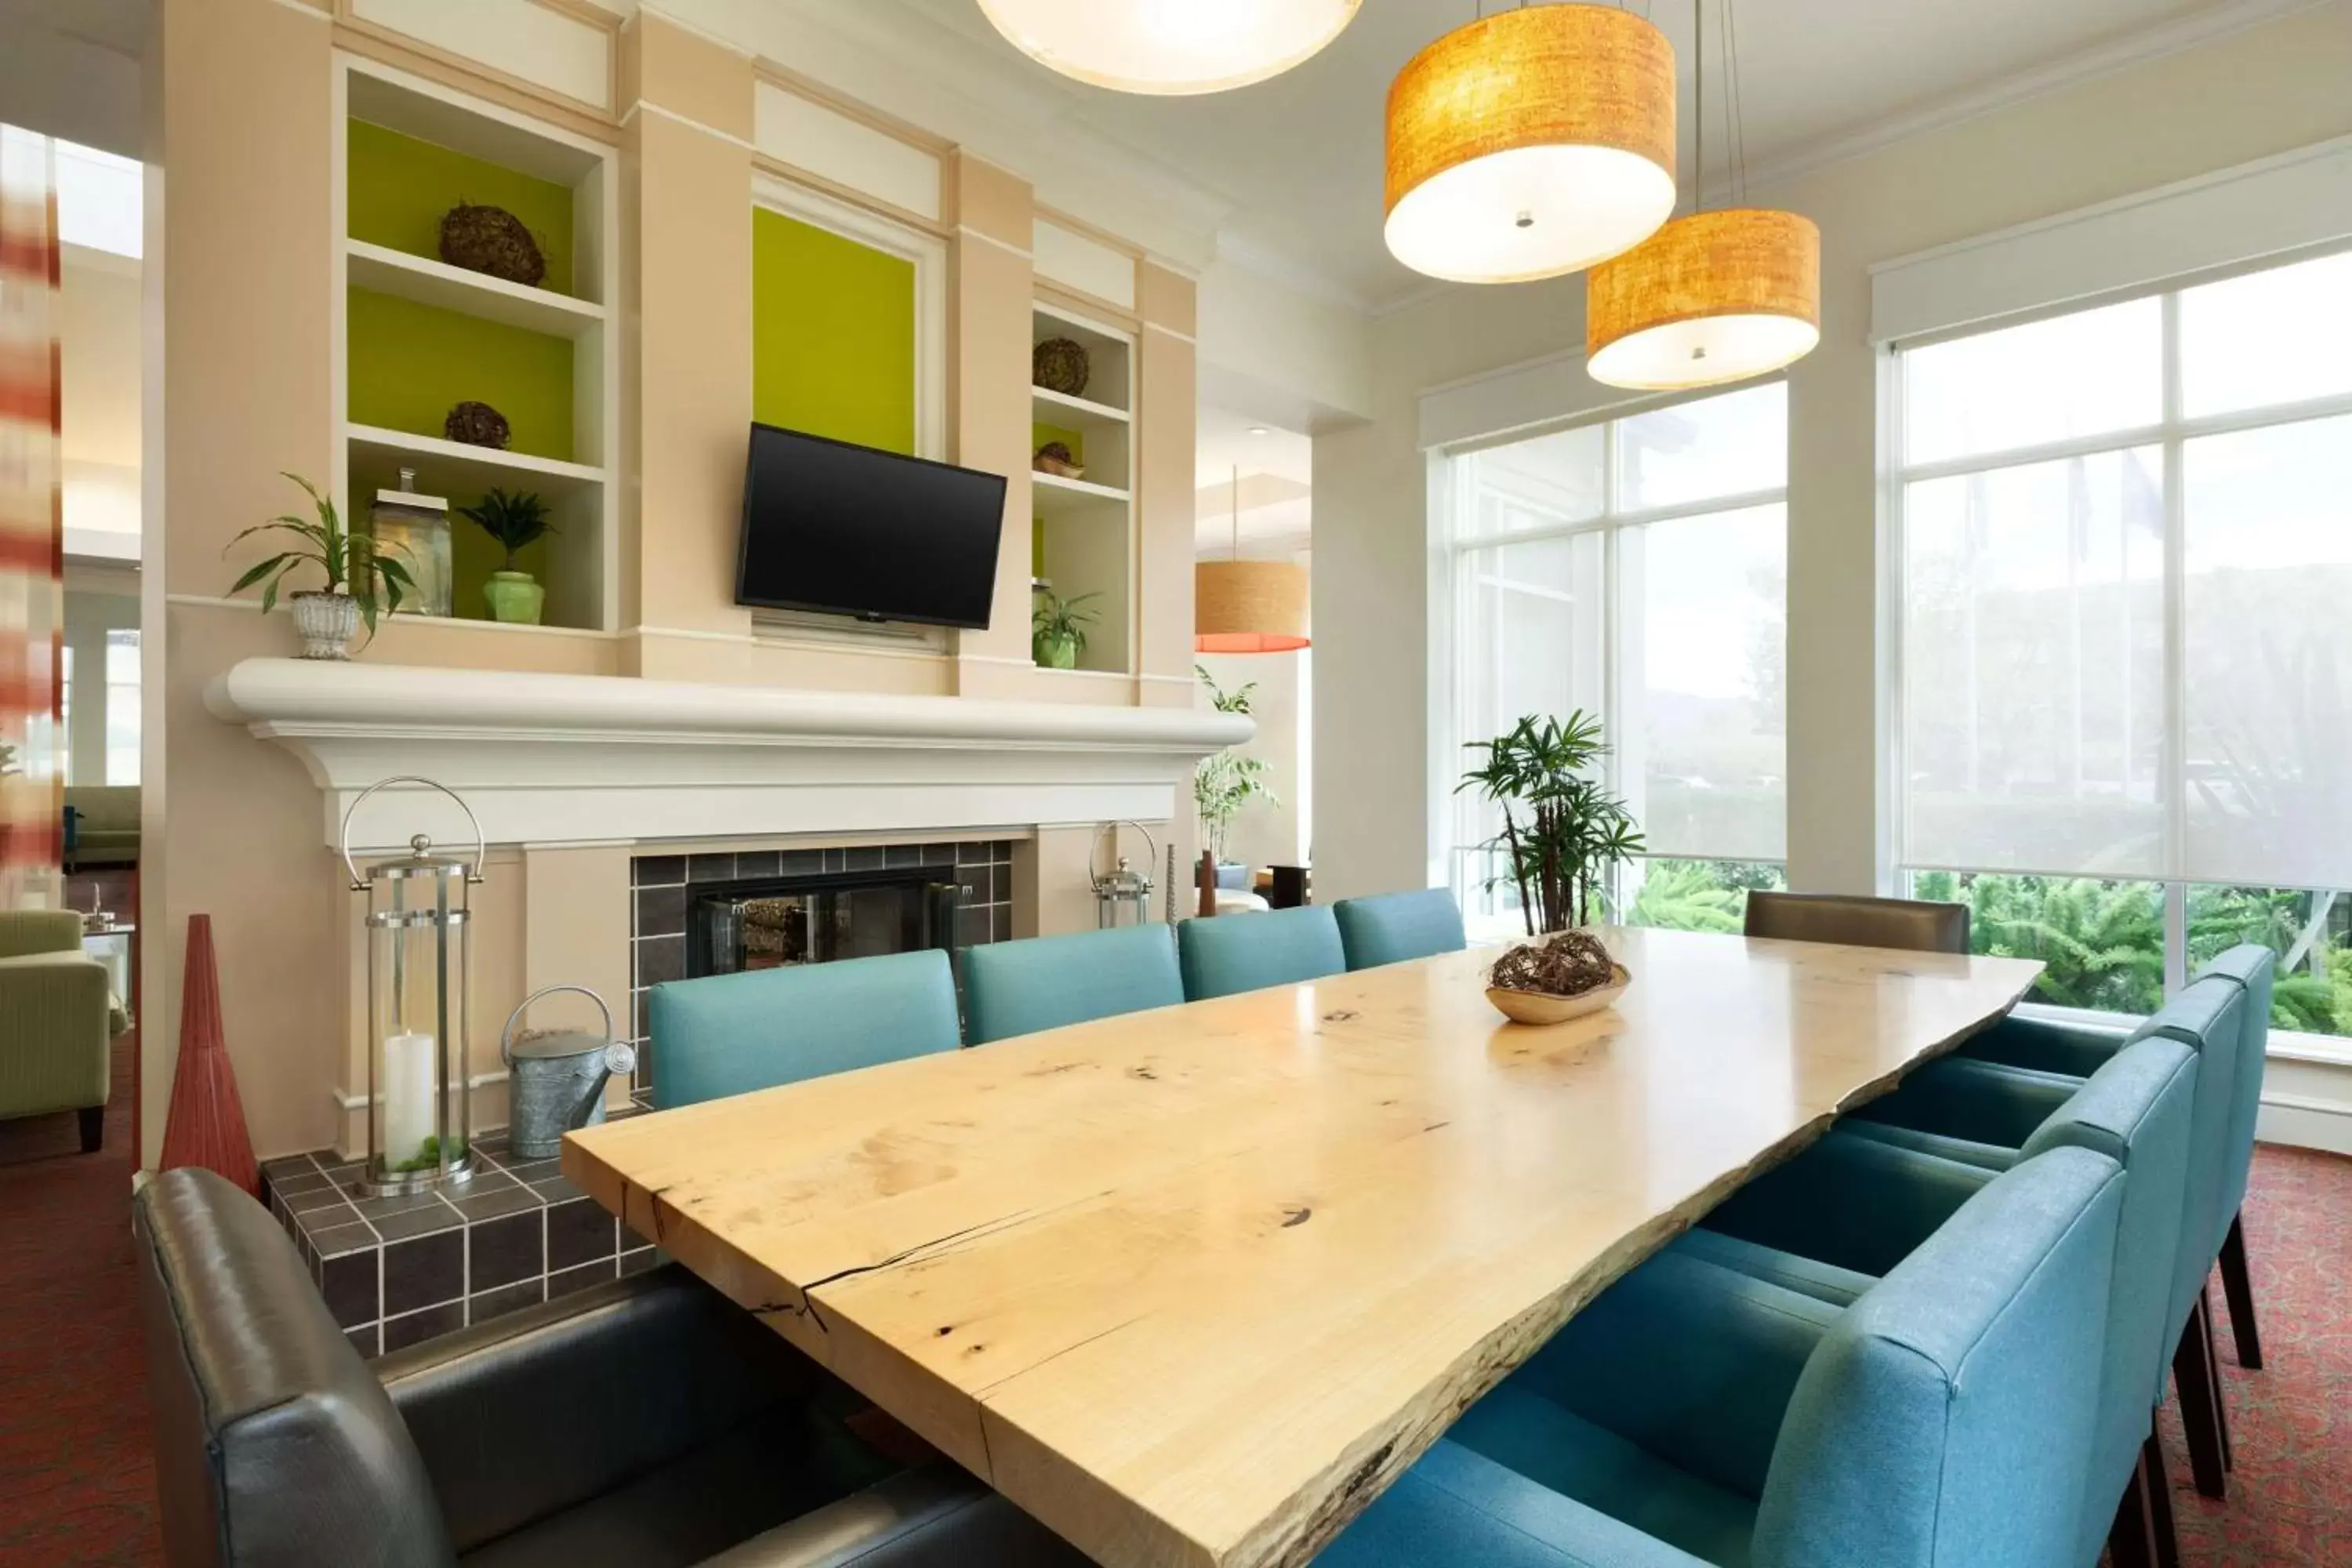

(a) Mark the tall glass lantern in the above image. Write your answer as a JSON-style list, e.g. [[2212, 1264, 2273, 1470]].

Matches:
[[340, 777, 485, 1196]]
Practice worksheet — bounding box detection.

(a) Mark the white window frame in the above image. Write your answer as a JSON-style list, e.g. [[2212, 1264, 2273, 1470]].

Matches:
[[1883, 249, 2352, 1061], [1433, 385, 1791, 924]]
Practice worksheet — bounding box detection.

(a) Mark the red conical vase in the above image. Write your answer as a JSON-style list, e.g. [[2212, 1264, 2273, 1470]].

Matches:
[[159, 914, 259, 1196]]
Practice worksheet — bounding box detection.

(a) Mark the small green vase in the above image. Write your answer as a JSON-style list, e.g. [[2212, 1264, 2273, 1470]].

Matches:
[[1035, 633, 1079, 670], [484, 570, 545, 626]]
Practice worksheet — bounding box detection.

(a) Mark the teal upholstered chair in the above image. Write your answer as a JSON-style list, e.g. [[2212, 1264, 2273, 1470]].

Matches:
[[1323, 1147, 2125, 1568], [648, 949, 962, 1109], [1176, 906, 1346, 1001], [1332, 889, 1467, 971], [960, 924, 1184, 1045], [1689, 1036, 2198, 1567]]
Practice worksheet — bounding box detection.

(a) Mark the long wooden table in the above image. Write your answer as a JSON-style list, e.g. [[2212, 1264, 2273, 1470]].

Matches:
[[565, 926, 2043, 1568]]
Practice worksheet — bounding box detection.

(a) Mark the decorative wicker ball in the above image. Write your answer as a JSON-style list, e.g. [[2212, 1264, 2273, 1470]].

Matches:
[[1033, 441, 1083, 480], [439, 202, 546, 288], [444, 401, 512, 450], [1033, 337, 1091, 398]]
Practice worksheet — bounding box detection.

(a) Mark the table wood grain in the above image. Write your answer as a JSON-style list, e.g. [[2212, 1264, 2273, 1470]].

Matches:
[[564, 926, 2042, 1568]]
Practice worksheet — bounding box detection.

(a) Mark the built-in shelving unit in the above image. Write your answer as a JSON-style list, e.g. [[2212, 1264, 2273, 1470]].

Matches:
[[332, 56, 619, 635], [1031, 301, 1136, 677]]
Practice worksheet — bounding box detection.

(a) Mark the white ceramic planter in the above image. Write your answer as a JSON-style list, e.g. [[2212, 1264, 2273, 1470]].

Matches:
[[289, 591, 361, 660]]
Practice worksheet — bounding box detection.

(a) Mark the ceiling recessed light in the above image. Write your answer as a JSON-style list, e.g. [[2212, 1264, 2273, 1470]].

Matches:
[[1248, 426, 1271, 436]]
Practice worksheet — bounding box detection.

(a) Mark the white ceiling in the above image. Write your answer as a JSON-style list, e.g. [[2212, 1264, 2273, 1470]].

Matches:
[[890, 0, 2314, 309], [1196, 404, 1313, 560]]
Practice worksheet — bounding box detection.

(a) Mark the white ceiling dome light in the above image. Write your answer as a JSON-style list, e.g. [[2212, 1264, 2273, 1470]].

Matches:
[[975, 0, 1361, 96]]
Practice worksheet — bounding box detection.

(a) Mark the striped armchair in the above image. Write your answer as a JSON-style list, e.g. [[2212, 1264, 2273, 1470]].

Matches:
[[0, 911, 122, 1152]]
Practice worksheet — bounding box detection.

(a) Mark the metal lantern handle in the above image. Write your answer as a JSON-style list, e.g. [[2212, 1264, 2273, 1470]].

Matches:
[[339, 776, 489, 891], [1090, 819, 1159, 885], [500, 984, 615, 1071]]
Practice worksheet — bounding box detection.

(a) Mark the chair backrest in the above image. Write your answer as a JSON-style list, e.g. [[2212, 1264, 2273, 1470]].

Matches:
[[1332, 888, 1468, 971], [960, 924, 1184, 1045], [1743, 891, 1970, 955], [2122, 975, 2246, 1332], [1176, 906, 1347, 1000], [133, 1169, 458, 1568], [0, 909, 84, 960], [648, 948, 962, 1109], [2016, 1036, 2198, 1567], [2192, 943, 2275, 1224], [1753, 1145, 2123, 1568]]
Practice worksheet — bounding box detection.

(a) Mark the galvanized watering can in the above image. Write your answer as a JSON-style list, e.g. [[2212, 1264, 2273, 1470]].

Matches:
[[500, 985, 637, 1160]]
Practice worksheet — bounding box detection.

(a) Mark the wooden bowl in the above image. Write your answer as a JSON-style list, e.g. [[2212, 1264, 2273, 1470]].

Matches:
[[1486, 965, 1632, 1025]]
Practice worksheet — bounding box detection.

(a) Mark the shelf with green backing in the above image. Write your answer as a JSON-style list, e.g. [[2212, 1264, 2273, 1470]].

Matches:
[[1032, 385, 1129, 429], [348, 424, 604, 495], [1033, 470, 1130, 519], [345, 240, 605, 339]]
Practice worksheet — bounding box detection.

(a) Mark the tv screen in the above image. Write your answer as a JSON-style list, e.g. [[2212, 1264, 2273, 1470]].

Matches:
[[735, 423, 1007, 630]]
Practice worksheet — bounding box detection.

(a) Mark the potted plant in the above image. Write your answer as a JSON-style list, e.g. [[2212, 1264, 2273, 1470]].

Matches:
[[1033, 589, 1099, 669], [1195, 666, 1272, 887], [459, 488, 555, 625], [227, 473, 414, 659], [1459, 711, 1645, 1022]]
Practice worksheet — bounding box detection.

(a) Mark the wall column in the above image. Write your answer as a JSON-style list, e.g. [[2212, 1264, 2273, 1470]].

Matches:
[[947, 153, 1038, 694]]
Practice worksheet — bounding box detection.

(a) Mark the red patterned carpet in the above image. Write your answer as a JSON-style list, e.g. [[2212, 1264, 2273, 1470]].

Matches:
[[0, 1032, 2344, 1566]]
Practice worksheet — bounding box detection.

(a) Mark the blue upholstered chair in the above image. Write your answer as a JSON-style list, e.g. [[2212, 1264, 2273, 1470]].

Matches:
[[960, 924, 1185, 1045], [1332, 889, 1468, 971], [1322, 1147, 2125, 1568], [648, 949, 962, 1109], [1688, 1036, 2198, 1567], [1176, 906, 1347, 1001]]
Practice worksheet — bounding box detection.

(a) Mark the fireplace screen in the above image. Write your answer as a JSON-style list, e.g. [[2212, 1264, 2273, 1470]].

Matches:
[[687, 866, 963, 978]]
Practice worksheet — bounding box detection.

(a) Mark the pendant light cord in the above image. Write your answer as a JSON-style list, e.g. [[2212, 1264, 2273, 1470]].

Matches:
[[1692, 0, 1704, 215]]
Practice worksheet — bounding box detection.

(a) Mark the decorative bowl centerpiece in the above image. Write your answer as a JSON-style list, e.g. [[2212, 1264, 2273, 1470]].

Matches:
[[1486, 929, 1631, 1025]]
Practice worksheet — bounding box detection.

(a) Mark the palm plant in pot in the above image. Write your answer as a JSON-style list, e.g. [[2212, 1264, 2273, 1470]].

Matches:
[[1460, 711, 1645, 1022], [227, 473, 414, 659], [459, 488, 555, 625], [1033, 589, 1099, 669]]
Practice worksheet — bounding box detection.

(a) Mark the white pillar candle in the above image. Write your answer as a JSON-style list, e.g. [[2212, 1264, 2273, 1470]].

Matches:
[[383, 1030, 437, 1169]]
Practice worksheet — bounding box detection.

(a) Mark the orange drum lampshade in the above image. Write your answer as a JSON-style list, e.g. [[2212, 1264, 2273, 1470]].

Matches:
[[1385, 4, 1676, 285], [976, 0, 1360, 96], [1586, 207, 1821, 390], [1196, 560, 1309, 654]]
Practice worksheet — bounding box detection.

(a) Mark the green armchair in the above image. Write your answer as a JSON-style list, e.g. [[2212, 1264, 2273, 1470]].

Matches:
[[0, 910, 122, 1152]]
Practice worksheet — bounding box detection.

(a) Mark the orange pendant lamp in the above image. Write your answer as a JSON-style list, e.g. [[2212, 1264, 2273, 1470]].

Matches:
[[1385, 4, 1678, 285], [1196, 467, 1308, 654], [1586, 0, 1819, 390]]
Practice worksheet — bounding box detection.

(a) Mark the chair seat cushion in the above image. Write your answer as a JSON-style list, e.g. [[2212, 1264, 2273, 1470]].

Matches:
[[1834, 1119, 2020, 1172], [1445, 1386, 1759, 1568], [1668, 1229, 1877, 1307]]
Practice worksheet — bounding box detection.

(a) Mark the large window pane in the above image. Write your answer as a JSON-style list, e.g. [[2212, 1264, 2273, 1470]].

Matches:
[[1617, 382, 1787, 510], [1901, 448, 2166, 877], [1460, 424, 1603, 538], [2187, 884, 2350, 1037], [1904, 298, 2161, 466], [1624, 504, 1786, 861], [1912, 870, 2166, 1014], [2182, 415, 2352, 888], [2180, 249, 2352, 419], [104, 627, 140, 786], [1626, 858, 1786, 934]]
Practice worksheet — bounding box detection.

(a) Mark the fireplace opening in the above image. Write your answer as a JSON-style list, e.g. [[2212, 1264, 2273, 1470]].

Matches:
[[686, 865, 962, 979]]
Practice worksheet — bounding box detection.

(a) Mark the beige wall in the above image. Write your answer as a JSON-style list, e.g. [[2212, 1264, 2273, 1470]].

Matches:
[[1314, 0, 2352, 904], [147, 0, 1200, 1163]]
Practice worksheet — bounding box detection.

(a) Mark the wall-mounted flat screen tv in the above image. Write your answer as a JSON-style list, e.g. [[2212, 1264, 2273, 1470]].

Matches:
[[735, 423, 1007, 630]]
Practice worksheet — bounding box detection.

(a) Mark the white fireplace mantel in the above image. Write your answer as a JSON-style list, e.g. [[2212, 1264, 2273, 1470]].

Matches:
[[205, 658, 1251, 852]]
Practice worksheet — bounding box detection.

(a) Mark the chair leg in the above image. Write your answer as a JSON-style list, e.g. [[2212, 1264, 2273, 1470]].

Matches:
[[2200, 1287, 2234, 1472], [2172, 1297, 2229, 1499], [2217, 1211, 2263, 1371], [2107, 1445, 2160, 1568], [2142, 1424, 2181, 1568], [78, 1105, 104, 1153]]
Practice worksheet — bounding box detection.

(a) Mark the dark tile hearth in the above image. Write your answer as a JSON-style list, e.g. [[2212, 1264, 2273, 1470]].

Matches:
[[260, 1129, 655, 1357]]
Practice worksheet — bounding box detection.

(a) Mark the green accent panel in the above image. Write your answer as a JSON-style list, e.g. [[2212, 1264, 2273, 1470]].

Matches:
[[752, 209, 916, 456], [350, 448, 553, 626], [347, 289, 575, 462], [348, 120, 575, 296]]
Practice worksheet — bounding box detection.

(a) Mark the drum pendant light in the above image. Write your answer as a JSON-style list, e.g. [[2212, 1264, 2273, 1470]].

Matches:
[[1196, 467, 1309, 654], [1587, 0, 1820, 390], [1385, 4, 1678, 285], [976, 0, 1361, 96]]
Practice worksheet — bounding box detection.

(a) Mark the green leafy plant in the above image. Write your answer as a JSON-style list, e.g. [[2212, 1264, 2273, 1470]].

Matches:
[[1032, 590, 1100, 658], [1193, 666, 1277, 865], [0, 740, 16, 779], [1459, 711, 1645, 936], [227, 473, 414, 638], [456, 488, 554, 572]]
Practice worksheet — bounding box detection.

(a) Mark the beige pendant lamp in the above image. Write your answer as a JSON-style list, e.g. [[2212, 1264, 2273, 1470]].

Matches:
[[976, 0, 1360, 96], [1587, 0, 1820, 390], [1385, 3, 1678, 285], [1196, 468, 1308, 654]]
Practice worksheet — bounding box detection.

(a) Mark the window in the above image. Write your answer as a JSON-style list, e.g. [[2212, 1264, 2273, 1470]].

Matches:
[[1893, 249, 2352, 1038], [104, 628, 138, 786], [1440, 383, 1788, 933]]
